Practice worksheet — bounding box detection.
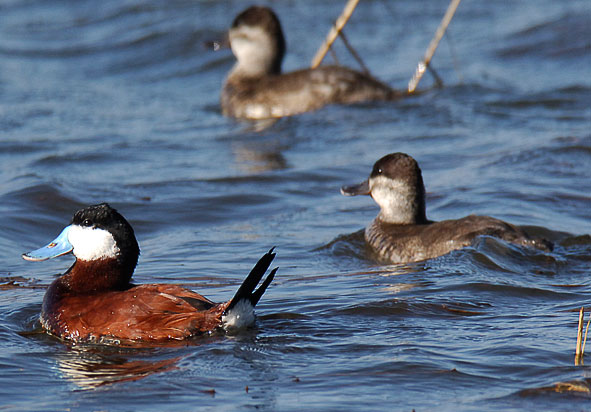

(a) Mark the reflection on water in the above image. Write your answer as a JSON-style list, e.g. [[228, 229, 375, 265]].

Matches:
[[56, 346, 181, 389], [519, 379, 591, 397], [231, 143, 288, 173]]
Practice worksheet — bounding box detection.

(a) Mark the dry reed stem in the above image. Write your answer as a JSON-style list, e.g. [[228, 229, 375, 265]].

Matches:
[[407, 0, 462, 93], [576, 307, 584, 355], [338, 29, 370, 74], [575, 307, 584, 365], [311, 0, 360, 69]]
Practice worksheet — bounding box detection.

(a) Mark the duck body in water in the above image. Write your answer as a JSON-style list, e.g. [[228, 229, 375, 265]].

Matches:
[[342, 153, 553, 263], [221, 6, 403, 119], [22, 203, 277, 344]]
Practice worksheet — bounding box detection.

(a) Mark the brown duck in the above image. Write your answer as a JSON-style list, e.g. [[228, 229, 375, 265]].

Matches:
[[22, 203, 277, 344], [221, 6, 403, 119], [342, 153, 552, 263]]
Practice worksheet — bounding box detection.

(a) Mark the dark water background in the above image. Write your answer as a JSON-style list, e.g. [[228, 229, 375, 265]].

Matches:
[[1, 0, 590, 410]]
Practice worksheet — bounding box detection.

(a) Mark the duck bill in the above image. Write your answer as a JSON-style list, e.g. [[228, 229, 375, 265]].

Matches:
[[22, 226, 73, 262], [340, 180, 370, 196], [205, 33, 230, 51]]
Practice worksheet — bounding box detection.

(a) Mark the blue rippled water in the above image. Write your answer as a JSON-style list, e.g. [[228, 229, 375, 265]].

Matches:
[[1, 0, 590, 410]]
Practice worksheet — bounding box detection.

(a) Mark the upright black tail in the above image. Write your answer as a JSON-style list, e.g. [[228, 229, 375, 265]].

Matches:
[[226, 248, 277, 312]]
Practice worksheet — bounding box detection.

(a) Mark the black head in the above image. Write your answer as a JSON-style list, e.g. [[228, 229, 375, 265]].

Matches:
[[71, 203, 140, 274]]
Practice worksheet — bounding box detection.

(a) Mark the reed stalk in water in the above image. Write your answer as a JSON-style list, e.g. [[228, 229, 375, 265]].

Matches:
[[311, 0, 360, 69], [407, 0, 462, 93], [575, 307, 590, 365]]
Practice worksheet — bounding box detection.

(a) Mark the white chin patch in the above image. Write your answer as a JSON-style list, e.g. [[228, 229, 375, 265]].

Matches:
[[68, 225, 119, 261], [231, 26, 274, 71], [222, 300, 256, 331]]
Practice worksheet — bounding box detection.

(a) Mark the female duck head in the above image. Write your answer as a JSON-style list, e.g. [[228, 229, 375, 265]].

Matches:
[[228, 6, 286, 77], [341, 153, 428, 225]]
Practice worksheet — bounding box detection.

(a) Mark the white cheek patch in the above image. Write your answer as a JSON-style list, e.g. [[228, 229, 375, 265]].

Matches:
[[231, 26, 274, 71], [67, 225, 120, 261], [370, 176, 405, 206], [370, 176, 415, 223]]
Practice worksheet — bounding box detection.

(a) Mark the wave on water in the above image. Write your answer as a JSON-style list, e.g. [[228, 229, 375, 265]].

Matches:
[[497, 11, 591, 59], [0, 0, 229, 80]]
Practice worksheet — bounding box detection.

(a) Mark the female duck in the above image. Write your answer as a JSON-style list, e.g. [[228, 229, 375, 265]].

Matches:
[[23, 203, 276, 344], [341, 153, 552, 263], [221, 6, 404, 119]]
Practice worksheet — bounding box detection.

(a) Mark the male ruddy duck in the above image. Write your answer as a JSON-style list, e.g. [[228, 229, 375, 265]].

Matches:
[[22, 203, 277, 344], [341, 153, 553, 263], [221, 6, 404, 119]]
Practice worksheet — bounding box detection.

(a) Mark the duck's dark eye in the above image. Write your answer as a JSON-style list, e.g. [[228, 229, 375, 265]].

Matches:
[[377, 168, 383, 174], [81, 219, 93, 227]]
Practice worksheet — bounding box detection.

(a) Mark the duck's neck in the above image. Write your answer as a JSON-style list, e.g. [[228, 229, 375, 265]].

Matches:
[[372, 180, 428, 225], [59, 258, 134, 295], [229, 58, 281, 81], [378, 208, 428, 225], [73, 259, 133, 292]]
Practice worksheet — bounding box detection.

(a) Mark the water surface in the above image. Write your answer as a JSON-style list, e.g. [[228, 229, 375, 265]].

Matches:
[[1, 0, 590, 410]]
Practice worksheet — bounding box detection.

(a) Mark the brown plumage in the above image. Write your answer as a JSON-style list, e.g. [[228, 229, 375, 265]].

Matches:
[[23, 203, 277, 344], [221, 6, 403, 119], [40, 283, 226, 343], [342, 153, 553, 263]]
